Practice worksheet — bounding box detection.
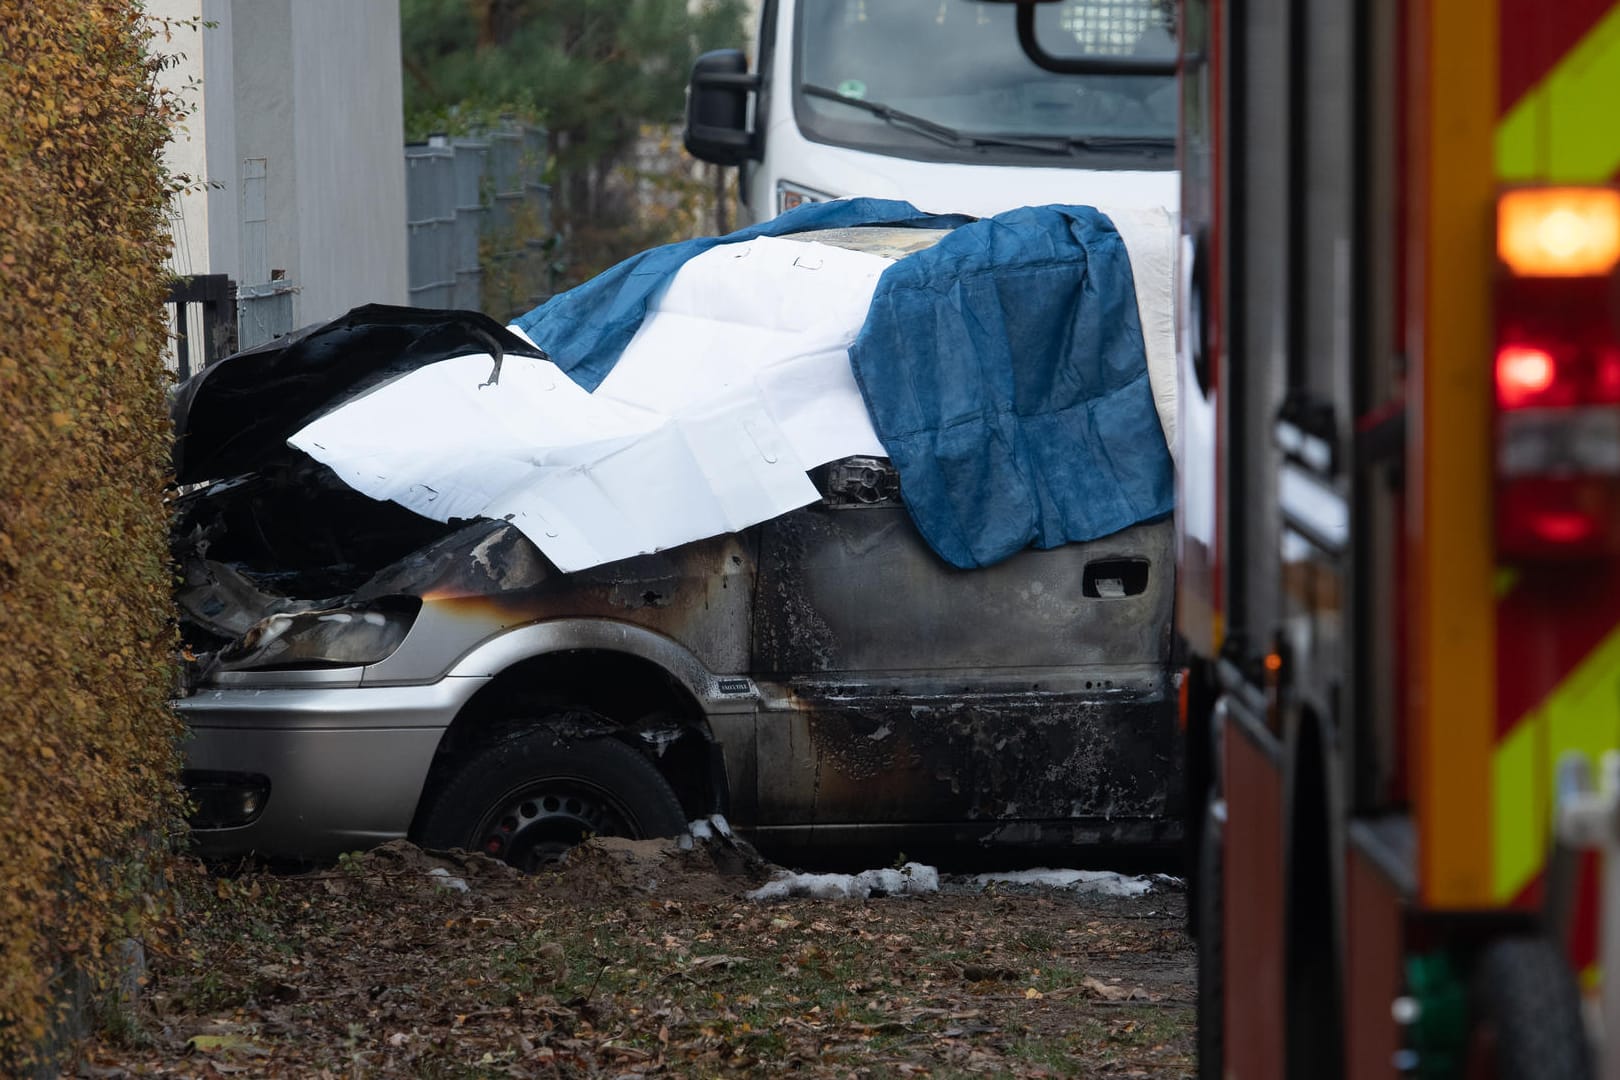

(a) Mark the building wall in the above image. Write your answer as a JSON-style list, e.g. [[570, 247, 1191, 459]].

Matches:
[[164, 0, 408, 333], [228, 0, 294, 286], [288, 0, 408, 319], [199, 0, 239, 277]]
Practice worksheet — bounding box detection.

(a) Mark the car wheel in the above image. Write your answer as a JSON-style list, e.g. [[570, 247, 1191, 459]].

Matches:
[[1196, 793, 1223, 1080], [415, 723, 688, 872], [1466, 936, 1593, 1080]]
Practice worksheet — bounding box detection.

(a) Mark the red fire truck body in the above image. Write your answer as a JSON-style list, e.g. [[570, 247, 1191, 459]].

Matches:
[[1177, 0, 1620, 1076]]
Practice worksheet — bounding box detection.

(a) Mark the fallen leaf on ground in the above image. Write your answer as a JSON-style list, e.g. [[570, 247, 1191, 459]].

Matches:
[[74, 842, 1196, 1078], [186, 1033, 270, 1056]]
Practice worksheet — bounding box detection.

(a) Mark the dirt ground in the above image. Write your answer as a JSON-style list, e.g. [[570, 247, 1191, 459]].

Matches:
[[69, 836, 1195, 1078]]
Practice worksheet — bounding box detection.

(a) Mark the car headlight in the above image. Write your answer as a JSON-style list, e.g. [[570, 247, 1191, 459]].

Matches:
[[215, 597, 421, 672], [777, 179, 835, 215]]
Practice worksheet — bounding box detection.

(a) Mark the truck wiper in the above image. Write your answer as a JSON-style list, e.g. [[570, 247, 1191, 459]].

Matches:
[[1062, 135, 1176, 152], [800, 84, 1173, 157], [801, 83, 969, 149], [973, 133, 1176, 155], [953, 133, 1176, 156]]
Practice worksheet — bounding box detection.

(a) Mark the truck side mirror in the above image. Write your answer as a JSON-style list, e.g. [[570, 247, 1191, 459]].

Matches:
[[684, 49, 760, 166]]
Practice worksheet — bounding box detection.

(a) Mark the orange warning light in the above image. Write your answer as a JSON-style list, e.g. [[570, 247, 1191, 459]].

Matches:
[[1498, 187, 1620, 278]]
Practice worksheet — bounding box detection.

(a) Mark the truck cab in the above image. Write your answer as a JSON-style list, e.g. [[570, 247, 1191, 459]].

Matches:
[[683, 0, 1180, 222]]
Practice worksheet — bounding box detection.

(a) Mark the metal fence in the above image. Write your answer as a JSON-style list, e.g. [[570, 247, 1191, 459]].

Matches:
[[236, 278, 297, 352], [406, 124, 555, 320], [166, 274, 238, 381]]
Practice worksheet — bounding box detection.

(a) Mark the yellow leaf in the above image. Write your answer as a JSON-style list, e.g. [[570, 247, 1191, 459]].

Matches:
[[1024, 987, 1044, 1000], [187, 1034, 268, 1055]]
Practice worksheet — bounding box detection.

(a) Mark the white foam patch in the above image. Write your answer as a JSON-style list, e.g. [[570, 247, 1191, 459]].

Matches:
[[426, 866, 470, 893], [747, 863, 940, 902], [969, 868, 1158, 897]]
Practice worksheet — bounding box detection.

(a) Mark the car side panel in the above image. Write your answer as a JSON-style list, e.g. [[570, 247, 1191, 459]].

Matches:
[[179, 678, 485, 859], [754, 505, 1173, 673], [750, 486, 1178, 830]]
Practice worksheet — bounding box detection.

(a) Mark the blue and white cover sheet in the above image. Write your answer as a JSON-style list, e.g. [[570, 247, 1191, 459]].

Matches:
[[289, 198, 1177, 572]]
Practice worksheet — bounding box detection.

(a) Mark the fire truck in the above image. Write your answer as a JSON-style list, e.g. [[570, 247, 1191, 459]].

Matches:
[[1169, 0, 1620, 1076]]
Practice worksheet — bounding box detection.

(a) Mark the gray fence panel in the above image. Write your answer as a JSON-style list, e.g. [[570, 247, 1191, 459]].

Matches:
[[453, 205, 484, 271], [490, 129, 523, 196], [406, 220, 455, 308], [237, 282, 296, 351], [405, 144, 454, 220], [451, 138, 489, 207], [452, 267, 483, 310], [407, 125, 550, 317], [405, 142, 458, 309]]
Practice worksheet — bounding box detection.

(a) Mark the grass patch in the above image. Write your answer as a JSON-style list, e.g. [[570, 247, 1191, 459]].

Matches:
[[78, 854, 1195, 1077]]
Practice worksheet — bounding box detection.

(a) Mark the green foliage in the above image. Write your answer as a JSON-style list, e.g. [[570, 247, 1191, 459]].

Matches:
[[0, 0, 185, 1066], [403, 0, 746, 160], [480, 193, 561, 321], [403, 0, 749, 284]]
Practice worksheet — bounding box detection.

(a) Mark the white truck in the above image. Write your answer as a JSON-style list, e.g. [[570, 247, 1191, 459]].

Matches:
[[683, 0, 1179, 222]]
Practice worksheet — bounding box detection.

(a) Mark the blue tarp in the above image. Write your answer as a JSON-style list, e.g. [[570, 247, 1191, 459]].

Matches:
[[514, 198, 976, 392], [849, 204, 1172, 567], [514, 198, 1172, 569]]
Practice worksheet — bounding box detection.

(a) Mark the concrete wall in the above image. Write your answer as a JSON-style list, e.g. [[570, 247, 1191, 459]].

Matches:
[[167, 0, 406, 332], [288, 0, 408, 319], [199, 0, 238, 278], [227, 0, 293, 286]]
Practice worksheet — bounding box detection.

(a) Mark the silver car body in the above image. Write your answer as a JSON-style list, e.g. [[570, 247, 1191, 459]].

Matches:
[[176, 227, 1181, 862]]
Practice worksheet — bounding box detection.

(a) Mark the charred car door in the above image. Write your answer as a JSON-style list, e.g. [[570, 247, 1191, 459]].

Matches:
[[749, 455, 1181, 850]]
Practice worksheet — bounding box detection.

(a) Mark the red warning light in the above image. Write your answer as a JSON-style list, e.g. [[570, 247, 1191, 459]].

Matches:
[[1495, 345, 1557, 409]]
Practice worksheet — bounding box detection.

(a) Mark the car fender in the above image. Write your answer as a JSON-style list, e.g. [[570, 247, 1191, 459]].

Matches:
[[436, 616, 758, 717]]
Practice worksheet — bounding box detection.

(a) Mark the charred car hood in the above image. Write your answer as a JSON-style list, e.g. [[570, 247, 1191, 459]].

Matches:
[[171, 304, 542, 485], [170, 307, 551, 680]]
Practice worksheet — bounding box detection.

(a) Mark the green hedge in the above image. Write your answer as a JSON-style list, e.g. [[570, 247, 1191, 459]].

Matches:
[[0, 1, 184, 1065]]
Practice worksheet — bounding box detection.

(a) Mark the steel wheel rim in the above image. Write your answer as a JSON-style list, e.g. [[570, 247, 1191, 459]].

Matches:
[[473, 777, 637, 872]]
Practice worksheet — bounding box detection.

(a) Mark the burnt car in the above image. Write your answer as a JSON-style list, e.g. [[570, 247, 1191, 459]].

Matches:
[[173, 207, 1182, 869]]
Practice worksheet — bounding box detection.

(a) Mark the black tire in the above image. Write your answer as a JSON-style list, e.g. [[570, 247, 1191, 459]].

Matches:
[[416, 724, 688, 872], [1468, 937, 1593, 1080], [1196, 796, 1224, 1080]]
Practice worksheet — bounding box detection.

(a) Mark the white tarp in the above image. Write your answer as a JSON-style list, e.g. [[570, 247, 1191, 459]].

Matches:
[[1107, 207, 1179, 456], [289, 210, 1177, 574], [290, 237, 890, 572]]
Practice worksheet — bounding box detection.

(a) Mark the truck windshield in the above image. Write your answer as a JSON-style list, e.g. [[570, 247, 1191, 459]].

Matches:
[[794, 0, 1176, 166]]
